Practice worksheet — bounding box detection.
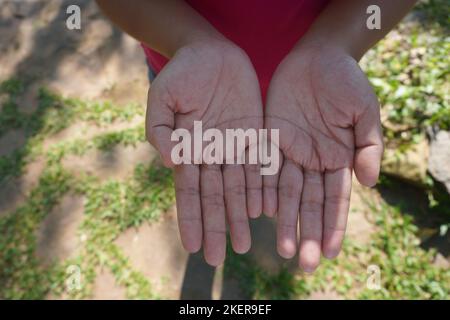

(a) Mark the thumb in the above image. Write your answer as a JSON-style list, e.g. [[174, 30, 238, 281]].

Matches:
[[353, 103, 384, 187], [145, 87, 177, 168]]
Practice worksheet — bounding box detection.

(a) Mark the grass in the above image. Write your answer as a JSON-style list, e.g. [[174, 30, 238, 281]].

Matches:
[[0, 165, 72, 299], [0, 82, 173, 299], [361, 0, 449, 147], [224, 192, 449, 300], [0, 0, 449, 300]]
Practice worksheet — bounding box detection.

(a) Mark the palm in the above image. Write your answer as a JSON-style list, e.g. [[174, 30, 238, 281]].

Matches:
[[265, 46, 383, 271], [152, 43, 261, 141], [146, 41, 263, 266]]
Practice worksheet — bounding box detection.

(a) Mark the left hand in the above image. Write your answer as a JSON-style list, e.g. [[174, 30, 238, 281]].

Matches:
[[146, 39, 263, 266], [264, 43, 384, 272]]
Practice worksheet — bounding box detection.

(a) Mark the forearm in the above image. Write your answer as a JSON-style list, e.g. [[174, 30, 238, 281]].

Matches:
[[95, 0, 224, 58], [297, 0, 418, 60]]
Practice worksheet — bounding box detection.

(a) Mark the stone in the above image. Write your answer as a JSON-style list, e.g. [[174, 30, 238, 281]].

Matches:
[[381, 137, 429, 186], [433, 253, 450, 269], [428, 130, 450, 194]]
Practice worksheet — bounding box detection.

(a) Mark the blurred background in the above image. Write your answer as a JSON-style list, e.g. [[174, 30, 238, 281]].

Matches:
[[0, 0, 448, 300]]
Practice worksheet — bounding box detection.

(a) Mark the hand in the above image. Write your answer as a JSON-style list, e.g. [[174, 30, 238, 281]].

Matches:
[[146, 39, 263, 266], [264, 44, 383, 272]]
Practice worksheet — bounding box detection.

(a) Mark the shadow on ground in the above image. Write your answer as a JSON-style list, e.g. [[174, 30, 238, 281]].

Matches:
[[0, 0, 147, 217], [377, 175, 450, 257], [179, 216, 297, 299]]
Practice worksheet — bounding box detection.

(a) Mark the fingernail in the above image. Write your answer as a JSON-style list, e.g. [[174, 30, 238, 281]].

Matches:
[[323, 250, 339, 259], [301, 265, 317, 274]]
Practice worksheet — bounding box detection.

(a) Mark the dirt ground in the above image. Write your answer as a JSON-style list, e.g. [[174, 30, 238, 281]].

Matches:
[[0, 0, 448, 300]]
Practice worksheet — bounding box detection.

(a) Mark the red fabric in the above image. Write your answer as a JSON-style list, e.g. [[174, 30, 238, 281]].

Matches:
[[142, 0, 329, 97]]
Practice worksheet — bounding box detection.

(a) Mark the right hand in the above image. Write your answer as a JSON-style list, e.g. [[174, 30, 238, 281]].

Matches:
[[264, 44, 383, 272], [146, 39, 263, 266]]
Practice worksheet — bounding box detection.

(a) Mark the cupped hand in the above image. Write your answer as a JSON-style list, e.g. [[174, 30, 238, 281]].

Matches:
[[146, 39, 263, 266], [264, 44, 383, 272]]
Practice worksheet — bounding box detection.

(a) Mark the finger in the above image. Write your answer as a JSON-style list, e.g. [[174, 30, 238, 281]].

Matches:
[[222, 164, 251, 254], [277, 160, 303, 259], [263, 150, 283, 217], [244, 144, 262, 219], [200, 164, 226, 266], [299, 170, 324, 273], [245, 162, 262, 219], [322, 168, 352, 259], [145, 86, 177, 168], [174, 164, 202, 252], [354, 104, 383, 187]]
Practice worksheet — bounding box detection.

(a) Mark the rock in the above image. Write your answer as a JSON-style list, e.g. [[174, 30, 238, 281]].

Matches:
[[428, 130, 450, 194], [381, 137, 429, 186], [433, 253, 450, 269]]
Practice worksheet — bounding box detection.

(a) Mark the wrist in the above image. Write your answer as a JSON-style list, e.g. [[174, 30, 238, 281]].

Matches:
[[175, 34, 246, 62], [290, 38, 355, 62], [293, 28, 370, 62], [173, 30, 232, 57]]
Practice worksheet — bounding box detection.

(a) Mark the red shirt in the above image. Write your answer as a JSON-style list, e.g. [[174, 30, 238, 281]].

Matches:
[[142, 0, 329, 97]]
